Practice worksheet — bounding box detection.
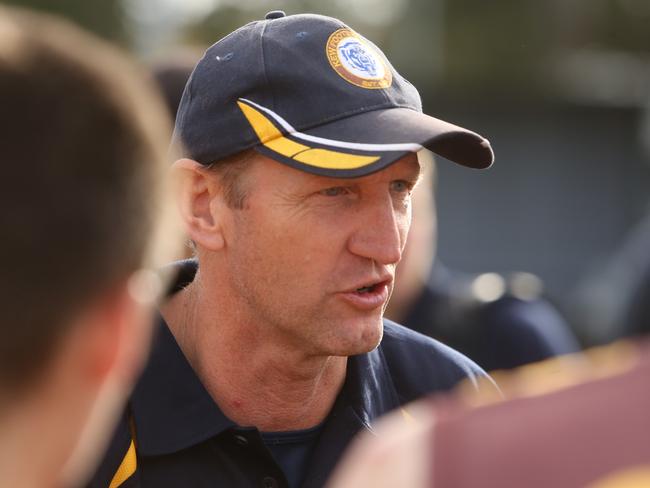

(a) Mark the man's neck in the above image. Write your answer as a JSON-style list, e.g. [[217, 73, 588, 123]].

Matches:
[[161, 277, 347, 432]]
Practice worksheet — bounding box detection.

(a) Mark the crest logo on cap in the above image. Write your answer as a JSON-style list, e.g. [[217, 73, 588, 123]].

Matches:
[[326, 28, 392, 89]]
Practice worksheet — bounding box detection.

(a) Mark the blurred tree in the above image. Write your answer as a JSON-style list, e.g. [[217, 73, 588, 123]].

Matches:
[[182, 5, 257, 46], [551, 0, 650, 55], [442, 0, 550, 97], [2, 0, 127, 43], [441, 0, 650, 99], [181, 0, 649, 104], [182, 0, 399, 48]]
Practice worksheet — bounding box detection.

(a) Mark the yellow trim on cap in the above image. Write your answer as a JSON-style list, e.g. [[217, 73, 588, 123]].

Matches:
[[265, 137, 310, 158], [238, 101, 309, 156], [237, 101, 380, 170], [108, 440, 137, 488], [293, 148, 378, 169]]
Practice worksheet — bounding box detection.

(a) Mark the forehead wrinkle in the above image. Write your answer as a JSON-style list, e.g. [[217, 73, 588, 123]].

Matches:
[[269, 186, 307, 206]]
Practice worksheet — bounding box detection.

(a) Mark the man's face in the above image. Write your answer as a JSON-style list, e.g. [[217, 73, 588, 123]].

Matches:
[[221, 153, 421, 357]]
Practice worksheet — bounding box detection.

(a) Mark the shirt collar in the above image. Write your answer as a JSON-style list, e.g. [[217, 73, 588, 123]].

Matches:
[[299, 340, 402, 487], [130, 317, 235, 456], [344, 344, 402, 425]]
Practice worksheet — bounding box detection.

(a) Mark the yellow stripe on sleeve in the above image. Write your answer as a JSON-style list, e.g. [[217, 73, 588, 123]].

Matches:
[[108, 440, 137, 488]]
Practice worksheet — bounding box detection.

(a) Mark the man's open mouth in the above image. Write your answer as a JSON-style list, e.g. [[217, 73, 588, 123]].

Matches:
[[355, 282, 385, 294], [340, 278, 391, 309]]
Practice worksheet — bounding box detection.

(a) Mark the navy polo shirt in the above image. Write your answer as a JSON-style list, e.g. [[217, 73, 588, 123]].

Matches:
[[88, 260, 494, 488]]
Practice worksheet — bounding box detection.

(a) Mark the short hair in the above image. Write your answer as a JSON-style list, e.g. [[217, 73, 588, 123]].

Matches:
[[0, 8, 172, 397], [206, 149, 257, 210]]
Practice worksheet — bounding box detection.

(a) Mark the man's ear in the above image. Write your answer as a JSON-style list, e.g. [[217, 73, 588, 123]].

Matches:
[[171, 158, 227, 251]]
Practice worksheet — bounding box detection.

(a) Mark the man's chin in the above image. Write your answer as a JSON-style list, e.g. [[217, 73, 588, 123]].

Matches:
[[333, 316, 384, 356]]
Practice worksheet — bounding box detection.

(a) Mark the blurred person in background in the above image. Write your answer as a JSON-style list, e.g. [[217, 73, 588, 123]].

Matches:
[[0, 7, 177, 487], [572, 212, 650, 346], [386, 153, 581, 371], [151, 49, 202, 122], [568, 92, 650, 348]]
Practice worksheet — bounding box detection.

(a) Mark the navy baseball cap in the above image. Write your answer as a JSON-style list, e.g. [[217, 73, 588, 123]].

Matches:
[[174, 11, 494, 177]]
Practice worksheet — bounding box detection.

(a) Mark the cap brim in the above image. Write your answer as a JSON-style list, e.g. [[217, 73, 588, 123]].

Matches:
[[238, 99, 493, 178]]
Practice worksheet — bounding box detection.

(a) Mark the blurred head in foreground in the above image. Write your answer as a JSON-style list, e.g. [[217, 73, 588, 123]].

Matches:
[[0, 7, 177, 487], [328, 341, 650, 488]]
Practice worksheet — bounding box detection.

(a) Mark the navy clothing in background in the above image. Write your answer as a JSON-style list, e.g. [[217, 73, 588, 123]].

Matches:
[[403, 266, 580, 372]]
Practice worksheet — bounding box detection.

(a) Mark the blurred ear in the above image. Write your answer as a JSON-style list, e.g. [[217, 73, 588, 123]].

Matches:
[[171, 158, 226, 251], [70, 278, 153, 387], [57, 276, 155, 486]]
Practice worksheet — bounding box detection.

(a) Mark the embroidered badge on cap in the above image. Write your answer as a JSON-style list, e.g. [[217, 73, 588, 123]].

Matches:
[[326, 28, 392, 89]]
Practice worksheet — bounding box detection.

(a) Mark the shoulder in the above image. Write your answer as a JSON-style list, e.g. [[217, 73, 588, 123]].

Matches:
[[428, 342, 650, 488], [379, 319, 496, 403], [429, 267, 579, 369]]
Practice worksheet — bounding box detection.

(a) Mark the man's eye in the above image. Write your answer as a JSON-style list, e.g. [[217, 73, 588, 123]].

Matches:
[[318, 187, 348, 197], [390, 180, 412, 193]]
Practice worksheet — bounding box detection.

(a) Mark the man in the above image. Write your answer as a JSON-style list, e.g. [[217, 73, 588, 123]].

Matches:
[[0, 7, 177, 487], [91, 11, 496, 488], [386, 159, 580, 371]]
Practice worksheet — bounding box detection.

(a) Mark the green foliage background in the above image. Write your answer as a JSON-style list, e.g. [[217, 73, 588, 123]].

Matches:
[[3, 0, 649, 103]]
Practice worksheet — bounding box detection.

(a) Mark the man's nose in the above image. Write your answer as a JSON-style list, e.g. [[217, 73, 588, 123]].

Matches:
[[347, 196, 406, 266]]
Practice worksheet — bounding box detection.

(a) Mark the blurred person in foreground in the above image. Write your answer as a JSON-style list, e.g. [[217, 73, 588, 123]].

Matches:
[[91, 10, 499, 488], [387, 156, 581, 371], [0, 7, 178, 487], [328, 340, 650, 488]]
